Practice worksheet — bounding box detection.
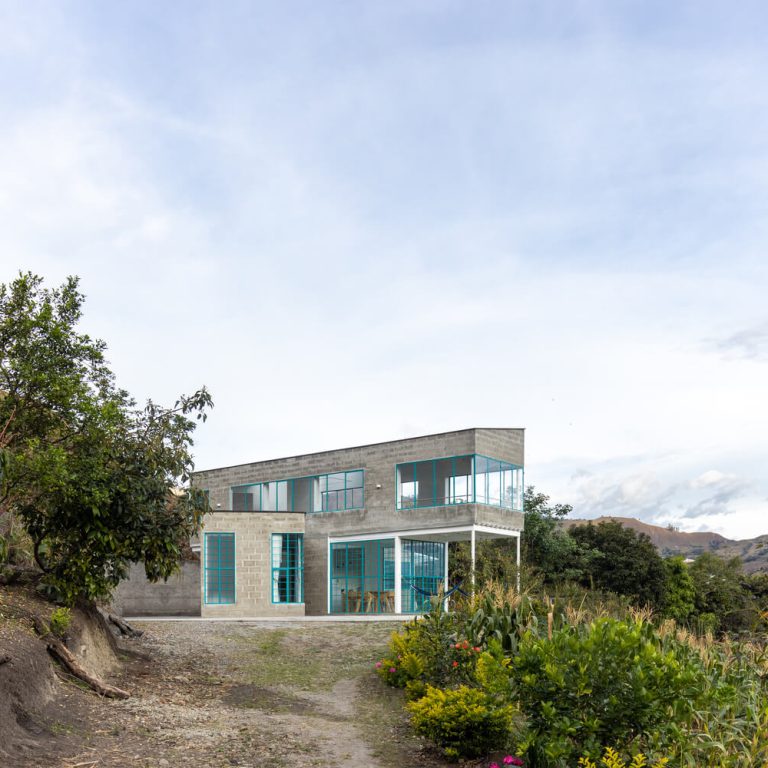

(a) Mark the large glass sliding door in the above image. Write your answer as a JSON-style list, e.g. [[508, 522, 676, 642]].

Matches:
[[330, 539, 395, 613], [401, 540, 446, 614]]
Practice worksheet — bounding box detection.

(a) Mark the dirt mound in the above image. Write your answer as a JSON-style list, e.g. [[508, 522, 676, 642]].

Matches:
[[0, 586, 121, 767]]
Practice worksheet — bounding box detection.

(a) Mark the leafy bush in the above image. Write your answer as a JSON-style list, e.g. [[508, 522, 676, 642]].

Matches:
[[48, 606, 71, 638], [407, 684, 516, 759], [578, 747, 669, 768], [380, 588, 768, 766], [511, 618, 705, 766]]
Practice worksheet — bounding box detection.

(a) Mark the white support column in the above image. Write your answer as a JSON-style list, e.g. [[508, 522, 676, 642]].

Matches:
[[516, 532, 521, 593], [470, 527, 476, 596], [394, 536, 402, 614], [326, 537, 332, 615], [443, 540, 450, 610]]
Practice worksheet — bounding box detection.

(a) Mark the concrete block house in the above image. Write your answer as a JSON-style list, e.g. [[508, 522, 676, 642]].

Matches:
[[192, 428, 524, 617]]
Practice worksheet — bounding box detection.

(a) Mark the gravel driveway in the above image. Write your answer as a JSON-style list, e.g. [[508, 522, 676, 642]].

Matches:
[[55, 620, 455, 768]]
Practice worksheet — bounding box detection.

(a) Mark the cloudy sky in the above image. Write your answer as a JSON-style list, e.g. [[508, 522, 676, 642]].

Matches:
[[2, 1, 767, 539]]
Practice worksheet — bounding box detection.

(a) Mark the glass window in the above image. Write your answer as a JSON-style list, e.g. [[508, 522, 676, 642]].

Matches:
[[453, 456, 473, 503], [330, 539, 394, 614], [397, 463, 416, 509], [232, 485, 257, 511], [401, 540, 445, 614], [271, 533, 303, 603], [396, 455, 521, 510], [204, 532, 235, 604], [318, 470, 365, 512], [276, 481, 289, 511], [231, 470, 364, 514], [415, 461, 435, 507]]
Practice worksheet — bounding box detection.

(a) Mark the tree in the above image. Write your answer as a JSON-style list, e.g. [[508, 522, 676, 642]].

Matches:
[[449, 487, 582, 588], [569, 521, 666, 609], [661, 556, 696, 623], [522, 486, 586, 584], [688, 553, 756, 634], [0, 272, 212, 603]]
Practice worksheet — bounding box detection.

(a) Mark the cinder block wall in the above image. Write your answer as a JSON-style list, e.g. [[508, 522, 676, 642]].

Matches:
[[194, 428, 525, 616], [201, 511, 305, 618], [112, 561, 201, 616]]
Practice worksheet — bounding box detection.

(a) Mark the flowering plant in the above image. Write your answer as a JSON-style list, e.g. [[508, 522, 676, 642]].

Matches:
[[489, 756, 524, 768]]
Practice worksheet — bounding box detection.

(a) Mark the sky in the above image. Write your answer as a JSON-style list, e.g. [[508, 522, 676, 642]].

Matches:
[[1, 1, 767, 539]]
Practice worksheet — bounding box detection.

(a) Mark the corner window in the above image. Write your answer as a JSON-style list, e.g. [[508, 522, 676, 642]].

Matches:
[[396, 455, 522, 511], [271, 533, 304, 603], [204, 532, 235, 604]]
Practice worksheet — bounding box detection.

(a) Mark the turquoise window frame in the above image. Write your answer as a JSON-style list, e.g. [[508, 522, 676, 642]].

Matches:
[[395, 454, 523, 512], [317, 469, 364, 513], [329, 539, 395, 614], [271, 533, 304, 604], [204, 532, 236, 605], [401, 539, 446, 614], [231, 469, 364, 514]]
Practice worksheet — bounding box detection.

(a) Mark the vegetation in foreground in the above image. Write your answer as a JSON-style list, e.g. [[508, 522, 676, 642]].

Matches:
[[378, 585, 768, 767], [0, 271, 212, 605]]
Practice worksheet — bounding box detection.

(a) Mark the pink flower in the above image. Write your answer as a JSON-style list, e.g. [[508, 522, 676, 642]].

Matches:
[[489, 763, 500, 768], [375, 661, 382, 669], [503, 757, 524, 766], [474, 646, 482, 652], [389, 667, 396, 674]]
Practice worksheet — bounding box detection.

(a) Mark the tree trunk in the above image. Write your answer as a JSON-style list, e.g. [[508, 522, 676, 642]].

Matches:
[[31, 616, 130, 699], [106, 612, 143, 638]]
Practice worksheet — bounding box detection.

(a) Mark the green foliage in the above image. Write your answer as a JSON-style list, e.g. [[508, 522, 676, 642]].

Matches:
[[400, 604, 464, 687], [464, 588, 544, 653], [48, 607, 71, 638], [661, 556, 696, 623], [450, 487, 584, 589], [671, 632, 768, 767], [0, 272, 213, 603], [474, 640, 512, 696], [688, 553, 757, 634], [569, 522, 666, 609], [578, 747, 669, 768], [380, 586, 768, 766], [521, 486, 589, 585], [407, 684, 516, 759], [449, 537, 520, 589], [510, 617, 705, 767]]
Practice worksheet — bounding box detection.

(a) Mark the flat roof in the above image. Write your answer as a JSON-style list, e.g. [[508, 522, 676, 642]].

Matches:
[[193, 427, 525, 474]]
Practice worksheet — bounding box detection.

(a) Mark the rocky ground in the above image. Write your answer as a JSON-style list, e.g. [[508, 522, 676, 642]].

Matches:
[[13, 618, 459, 768]]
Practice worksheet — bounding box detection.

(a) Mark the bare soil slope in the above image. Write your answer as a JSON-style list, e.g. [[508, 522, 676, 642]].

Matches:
[[2, 604, 460, 768], [0, 586, 121, 768]]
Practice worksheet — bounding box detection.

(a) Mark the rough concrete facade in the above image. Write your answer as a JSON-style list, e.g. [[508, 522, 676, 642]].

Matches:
[[192, 428, 524, 617], [200, 511, 305, 618], [112, 561, 201, 616]]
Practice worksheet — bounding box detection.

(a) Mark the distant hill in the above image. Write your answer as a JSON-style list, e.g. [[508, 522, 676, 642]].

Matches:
[[561, 516, 768, 574]]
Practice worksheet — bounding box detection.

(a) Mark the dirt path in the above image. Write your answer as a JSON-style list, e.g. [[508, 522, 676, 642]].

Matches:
[[52, 621, 455, 768]]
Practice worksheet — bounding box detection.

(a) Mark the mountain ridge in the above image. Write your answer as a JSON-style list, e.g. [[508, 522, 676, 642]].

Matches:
[[561, 516, 768, 573]]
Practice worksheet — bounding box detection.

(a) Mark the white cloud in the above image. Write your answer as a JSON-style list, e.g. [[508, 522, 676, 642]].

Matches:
[[2, 3, 768, 538]]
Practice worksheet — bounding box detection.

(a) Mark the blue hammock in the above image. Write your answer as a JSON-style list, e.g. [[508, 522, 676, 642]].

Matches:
[[404, 578, 469, 599]]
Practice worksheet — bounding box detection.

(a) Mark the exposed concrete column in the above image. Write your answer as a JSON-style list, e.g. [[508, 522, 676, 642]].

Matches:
[[470, 527, 476, 596], [394, 536, 402, 614], [516, 531, 521, 593], [443, 540, 450, 610]]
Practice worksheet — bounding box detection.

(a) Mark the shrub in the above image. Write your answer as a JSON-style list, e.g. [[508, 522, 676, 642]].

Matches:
[[49, 607, 71, 639], [407, 684, 516, 759], [578, 747, 669, 768], [511, 617, 705, 766]]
